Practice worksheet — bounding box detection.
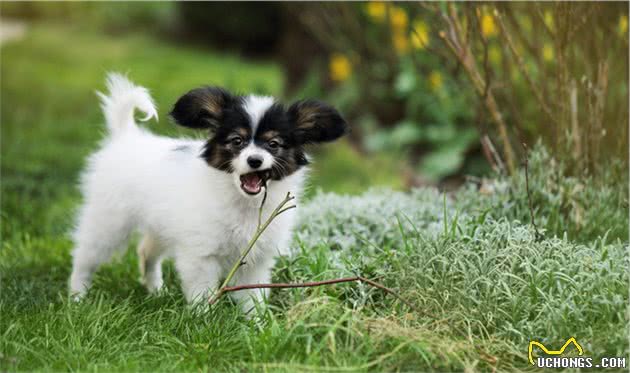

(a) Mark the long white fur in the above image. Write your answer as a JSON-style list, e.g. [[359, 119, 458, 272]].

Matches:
[[242, 95, 274, 133], [69, 73, 306, 313]]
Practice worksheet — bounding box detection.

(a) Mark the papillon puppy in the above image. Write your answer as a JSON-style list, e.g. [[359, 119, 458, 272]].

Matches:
[[69, 73, 347, 312]]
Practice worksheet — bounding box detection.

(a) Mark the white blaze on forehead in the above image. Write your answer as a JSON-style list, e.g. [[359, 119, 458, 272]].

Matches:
[[243, 95, 275, 133]]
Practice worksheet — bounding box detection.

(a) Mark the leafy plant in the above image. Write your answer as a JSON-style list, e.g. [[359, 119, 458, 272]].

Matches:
[[457, 142, 629, 243], [288, 3, 484, 182], [291, 2, 628, 180]]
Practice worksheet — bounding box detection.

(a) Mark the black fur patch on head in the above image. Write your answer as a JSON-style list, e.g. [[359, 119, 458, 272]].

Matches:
[[201, 108, 252, 172], [288, 100, 349, 144], [170, 87, 239, 131], [170, 89, 348, 180], [254, 103, 308, 180]]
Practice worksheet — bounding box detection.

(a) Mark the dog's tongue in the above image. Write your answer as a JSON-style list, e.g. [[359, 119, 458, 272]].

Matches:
[[240, 173, 262, 194]]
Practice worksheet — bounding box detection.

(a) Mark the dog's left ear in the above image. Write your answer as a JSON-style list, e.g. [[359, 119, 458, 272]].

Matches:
[[288, 100, 349, 144]]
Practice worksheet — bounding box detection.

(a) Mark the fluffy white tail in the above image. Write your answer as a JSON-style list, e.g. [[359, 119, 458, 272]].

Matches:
[[96, 73, 158, 135]]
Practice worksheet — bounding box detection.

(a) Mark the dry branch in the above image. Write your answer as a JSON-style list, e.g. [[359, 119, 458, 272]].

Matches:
[[209, 190, 416, 314], [493, 9, 556, 125], [437, 3, 516, 175], [481, 135, 505, 174], [218, 276, 419, 313], [209, 190, 295, 305]]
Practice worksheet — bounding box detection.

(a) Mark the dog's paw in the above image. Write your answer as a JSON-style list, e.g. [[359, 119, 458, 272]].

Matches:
[[69, 289, 87, 302], [140, 276, 165, 295]]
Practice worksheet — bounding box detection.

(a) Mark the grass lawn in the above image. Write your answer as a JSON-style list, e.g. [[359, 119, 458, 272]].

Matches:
[[2, 22, 628, 372]]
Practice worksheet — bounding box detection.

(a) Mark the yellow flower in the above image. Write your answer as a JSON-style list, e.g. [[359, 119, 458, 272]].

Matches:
[[542, 44, 554, 61], [389, 6, 408, 31], [481, 14, 497, 37], [428, 71, 443, 91], [329, 53, 352, 82], [365, 1, 386, 22], [411, 20, 429, 49], [619, 15, 628, 36], [393, 31, 409, 54]]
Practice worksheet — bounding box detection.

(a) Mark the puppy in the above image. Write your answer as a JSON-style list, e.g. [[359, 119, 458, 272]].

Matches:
[[69, 73, 347, 312]]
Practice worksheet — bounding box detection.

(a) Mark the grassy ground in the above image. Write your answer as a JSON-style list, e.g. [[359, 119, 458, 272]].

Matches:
[[2, 22, 628, 372]]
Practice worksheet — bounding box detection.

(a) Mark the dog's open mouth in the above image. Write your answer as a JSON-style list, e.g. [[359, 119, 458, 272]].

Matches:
[[239, 170, 271, 195]]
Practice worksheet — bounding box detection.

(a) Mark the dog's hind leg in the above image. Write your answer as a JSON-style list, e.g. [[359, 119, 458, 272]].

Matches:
[[69, 203, 132, 299], [137, 233, 164, 293]]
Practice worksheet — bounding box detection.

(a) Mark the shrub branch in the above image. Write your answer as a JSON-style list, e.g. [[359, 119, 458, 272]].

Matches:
[[209, 190, 417, 313], [436, 3, 516, 175], [210, 190, 295, 305], [493, 9, 556, 125], [219, 276, 418, 313]]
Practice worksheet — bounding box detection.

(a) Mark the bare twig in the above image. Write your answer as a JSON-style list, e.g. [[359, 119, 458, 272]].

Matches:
[[481, 135, 505, 174], [218, 276, 419, 314], [493, 9, 556, 125], [502, 6, 542, 65], [569, 79, 581, 164], [554, 3, 570, 152], [210, 191, 295, 305], [208, 191, 417, 314], [437, 3, 516, 175], [522, 143, 542, 241], [591, 61, 608, 171], [481, 138, 499, 173], [533, 3, 555, 38], [565, 4, 596, 44], [474, 7, 492, 101]]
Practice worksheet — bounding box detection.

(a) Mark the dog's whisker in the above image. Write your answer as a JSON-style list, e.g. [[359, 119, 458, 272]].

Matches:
[[273, 159, 288, 178]]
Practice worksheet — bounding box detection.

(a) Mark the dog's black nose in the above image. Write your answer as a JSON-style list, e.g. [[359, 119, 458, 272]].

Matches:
[[247, 156, 263, 169]]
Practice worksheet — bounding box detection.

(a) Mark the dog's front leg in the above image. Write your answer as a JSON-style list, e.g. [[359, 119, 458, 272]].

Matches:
[[230, 257, 275, 316], [176, 254, 222, 304]]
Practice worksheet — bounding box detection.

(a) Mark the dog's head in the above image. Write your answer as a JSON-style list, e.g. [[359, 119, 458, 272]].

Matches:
[[170, 87, 348, 197]]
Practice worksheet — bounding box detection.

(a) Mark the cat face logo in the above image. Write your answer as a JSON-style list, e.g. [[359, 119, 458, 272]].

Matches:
[[528, 337, 584, 365]]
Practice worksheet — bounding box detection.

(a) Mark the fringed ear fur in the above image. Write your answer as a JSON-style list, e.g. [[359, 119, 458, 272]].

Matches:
[[288, 100, 349, 144], [170, 87, 235, 131]]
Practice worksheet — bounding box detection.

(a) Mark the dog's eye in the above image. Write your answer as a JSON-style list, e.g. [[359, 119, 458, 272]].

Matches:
[[231, 137, 243, 147], [268, 140, 280, 149]]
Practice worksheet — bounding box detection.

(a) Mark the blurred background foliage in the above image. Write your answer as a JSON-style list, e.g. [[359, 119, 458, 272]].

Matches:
[[1, 5, 628, 371], [284, 2, 628, 183], [2, 1, 628, 195]]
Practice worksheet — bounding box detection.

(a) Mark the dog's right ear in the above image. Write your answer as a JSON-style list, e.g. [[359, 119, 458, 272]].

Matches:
[[170, 87, 235, 131]]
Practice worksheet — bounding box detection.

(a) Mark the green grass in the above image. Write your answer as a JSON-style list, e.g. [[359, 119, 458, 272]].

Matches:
[[0, 22, 401, 238], [2, 22, 628, 372]]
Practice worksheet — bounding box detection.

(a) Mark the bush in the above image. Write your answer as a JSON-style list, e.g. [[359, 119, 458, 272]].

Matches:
[[285, 151, 628, 362], [457, 142, 629, 243], [291, 3, 628, 180]]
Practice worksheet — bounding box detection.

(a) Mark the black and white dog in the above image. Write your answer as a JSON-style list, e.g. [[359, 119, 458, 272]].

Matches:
[[69, 74, 347, 312]]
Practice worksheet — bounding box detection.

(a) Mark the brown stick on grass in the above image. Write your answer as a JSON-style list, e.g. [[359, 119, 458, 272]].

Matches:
[[218, 276, 418, 313], [209, 190, 416, 313], [209, 189, 295, 305]]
